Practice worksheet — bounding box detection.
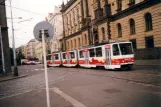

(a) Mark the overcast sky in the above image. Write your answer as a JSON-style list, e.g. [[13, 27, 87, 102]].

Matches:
[[5, 0, 66, 48]]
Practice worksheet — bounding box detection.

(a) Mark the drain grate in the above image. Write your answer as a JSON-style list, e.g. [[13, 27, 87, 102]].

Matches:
[[104, 89, 121, 93]]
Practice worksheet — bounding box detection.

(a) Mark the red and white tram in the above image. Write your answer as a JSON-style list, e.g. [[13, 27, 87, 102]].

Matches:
[[47, 52, 61, 67], [78, 42, 134, 69], [47, 41, 134, 70], [61, 50, 78, 67]]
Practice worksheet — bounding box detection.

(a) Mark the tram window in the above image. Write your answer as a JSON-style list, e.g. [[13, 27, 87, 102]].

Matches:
[[79, 51, 83, 58], [96, 47, 102, 57], [71, 52, 75, 58], [55, 54, 59, 60], [46, 55, 51, 60], [113, 44, 120, 56], [89, 48, 95, 57], [119, 43, 133, 55], [63, 53, 66, 59]]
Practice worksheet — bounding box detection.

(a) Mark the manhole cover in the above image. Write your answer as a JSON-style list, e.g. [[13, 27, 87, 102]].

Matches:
[[104, 89, 121, 93]]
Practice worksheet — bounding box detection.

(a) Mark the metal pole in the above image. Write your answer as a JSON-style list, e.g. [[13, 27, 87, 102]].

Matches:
[[0, 26, 5, 74], [9, 0, 18, 76], [41, 29, 51, 107]]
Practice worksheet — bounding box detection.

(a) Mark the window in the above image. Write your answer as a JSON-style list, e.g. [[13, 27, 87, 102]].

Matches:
[[113, 44, 120, 56], [145, 13, 153, 31], [129, 19, 135, 34], [63, 53, 66, 59], [71, 52, 75, 58], [78, 38, 81, 47], [96, 47, 102, 57], [145, 36, 154, 48], [55, 54, 59, 60], [89, 48, 95, 57], [79, 51, 83, 58], [119, 43, 133, 55], [130, 39, 137, 49], [74, 39, 77, 48], [117, 23, 122, 37], [117, 0, 122, 10], [101, 27, 105, 40], [129, 0, 135, 5], [84, 34, 87, 45], [46, 55, 51, 60], [67, 41, 69, 50], [71, 40, 73, 49]]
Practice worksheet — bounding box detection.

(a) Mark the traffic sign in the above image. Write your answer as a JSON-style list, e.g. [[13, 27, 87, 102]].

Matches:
[[33, 21, 53, 41]]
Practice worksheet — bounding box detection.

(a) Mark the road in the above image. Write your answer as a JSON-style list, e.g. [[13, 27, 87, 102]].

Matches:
[[0, 64, 160, 107]]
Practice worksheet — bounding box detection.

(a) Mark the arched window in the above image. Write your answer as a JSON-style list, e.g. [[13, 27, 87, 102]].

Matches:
[[145, 13, 153, 31], [84, 34, 87, 45], [129, 19, 135, 34], [117, 0, 122, 10], [78, 38, 81, 47], [101, 27, 105, 40], [117, 23, 122, 37]]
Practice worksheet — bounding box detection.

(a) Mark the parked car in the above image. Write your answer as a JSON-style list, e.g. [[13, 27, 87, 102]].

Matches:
[[26, 61, 35, 65]]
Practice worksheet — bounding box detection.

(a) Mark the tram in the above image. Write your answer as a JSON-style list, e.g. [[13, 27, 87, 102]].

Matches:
[[47, 41, 134, 70]]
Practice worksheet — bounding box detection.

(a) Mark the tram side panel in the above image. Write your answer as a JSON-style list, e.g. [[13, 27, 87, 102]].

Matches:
[[52, 53, 61, 67], [61, 51, 78, 67]]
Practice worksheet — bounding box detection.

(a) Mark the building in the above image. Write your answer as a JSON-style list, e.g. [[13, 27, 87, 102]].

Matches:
[[16, 45, 25, 55], [23, 45, 27, 58], [61, 0, 161, 60], [34, 41, 43, 61], [47, 6, 63, 53], [0, 0, 11, 73], [26, 39, 36, 58]]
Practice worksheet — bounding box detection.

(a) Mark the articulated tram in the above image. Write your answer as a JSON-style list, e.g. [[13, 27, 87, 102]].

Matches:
[[47, 41, 134, 70]]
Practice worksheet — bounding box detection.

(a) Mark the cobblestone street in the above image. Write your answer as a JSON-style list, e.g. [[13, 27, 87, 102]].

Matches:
[[0, 65, 160, 107]]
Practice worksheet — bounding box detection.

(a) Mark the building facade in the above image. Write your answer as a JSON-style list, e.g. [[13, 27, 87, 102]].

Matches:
[[47, 6, 63, 53], [34, 41, 43, 61], [26, 39, 36, 58], [61, 0, 161, 60], [0, 0, 11, 73]]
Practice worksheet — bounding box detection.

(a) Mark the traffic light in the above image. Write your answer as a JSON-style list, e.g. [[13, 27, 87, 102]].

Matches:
[[44, 30, 49, 37], [39, 30, 42, 39]]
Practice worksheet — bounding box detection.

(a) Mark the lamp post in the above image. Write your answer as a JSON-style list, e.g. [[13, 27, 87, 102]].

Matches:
[[9, 0, 18, 76]]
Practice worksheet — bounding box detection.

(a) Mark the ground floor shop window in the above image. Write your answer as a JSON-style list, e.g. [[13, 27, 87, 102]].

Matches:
[[145, 36, 154, 48]]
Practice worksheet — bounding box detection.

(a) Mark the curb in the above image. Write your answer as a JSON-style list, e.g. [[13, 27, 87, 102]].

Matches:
[[0, 74, 28, 82]]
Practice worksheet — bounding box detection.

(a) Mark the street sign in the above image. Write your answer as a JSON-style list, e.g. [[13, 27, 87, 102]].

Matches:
[[33, 21, 53, 107], [33, 21, 53, 41]]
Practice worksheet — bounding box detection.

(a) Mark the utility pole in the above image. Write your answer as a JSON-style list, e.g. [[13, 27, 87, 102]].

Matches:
[[0, 26, 5, 74], [9, 0, 18, 76]]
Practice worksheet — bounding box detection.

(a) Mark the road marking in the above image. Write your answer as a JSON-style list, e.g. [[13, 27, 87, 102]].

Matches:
[[52, 87, 87, 107], [0, 89, 35, 100]]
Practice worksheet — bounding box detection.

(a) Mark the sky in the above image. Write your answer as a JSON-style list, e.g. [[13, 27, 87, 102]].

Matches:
[[5, 0, 67, 48]]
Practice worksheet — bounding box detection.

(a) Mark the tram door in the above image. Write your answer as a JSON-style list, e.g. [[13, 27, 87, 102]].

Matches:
[[105, 45, 111, 68], [66, 53, 70, 64], [84, 50, 89, 65]]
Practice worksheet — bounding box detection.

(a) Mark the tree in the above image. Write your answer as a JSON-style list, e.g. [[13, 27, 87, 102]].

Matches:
[[16, 50, 25, 65]]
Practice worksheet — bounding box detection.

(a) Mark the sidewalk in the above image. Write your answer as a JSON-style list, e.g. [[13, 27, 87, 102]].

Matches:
[[0, 72, 28, 82], [134, 59, 161, 66], [0, 89, 73, 107]]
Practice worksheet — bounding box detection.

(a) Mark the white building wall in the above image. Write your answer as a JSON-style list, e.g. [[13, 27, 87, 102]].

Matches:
[[47, 6, 63, 53]]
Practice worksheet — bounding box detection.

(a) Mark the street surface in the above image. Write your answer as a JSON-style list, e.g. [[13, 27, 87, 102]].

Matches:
[[0, 64, 161, 107]]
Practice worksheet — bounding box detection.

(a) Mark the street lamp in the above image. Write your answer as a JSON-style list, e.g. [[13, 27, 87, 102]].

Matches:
[[8, 0, 18, 76]]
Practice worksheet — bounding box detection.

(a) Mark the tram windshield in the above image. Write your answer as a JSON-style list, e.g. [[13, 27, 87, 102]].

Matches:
[[119, 43, 133, 55]]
